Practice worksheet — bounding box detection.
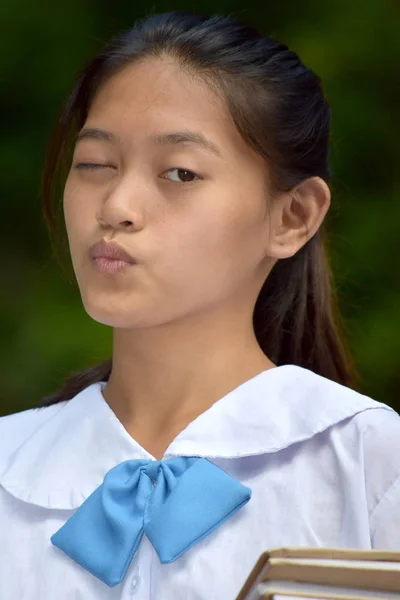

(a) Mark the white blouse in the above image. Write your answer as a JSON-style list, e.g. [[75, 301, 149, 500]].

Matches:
[[1, 364, 400, 599]]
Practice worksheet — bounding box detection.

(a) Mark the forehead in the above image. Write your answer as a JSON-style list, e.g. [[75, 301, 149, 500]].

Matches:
[[85, 57, 257, 163], [92, 57, 221, 117]]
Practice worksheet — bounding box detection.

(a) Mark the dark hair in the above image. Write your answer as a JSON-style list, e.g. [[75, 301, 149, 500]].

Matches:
[[39, 10, 360, 406]]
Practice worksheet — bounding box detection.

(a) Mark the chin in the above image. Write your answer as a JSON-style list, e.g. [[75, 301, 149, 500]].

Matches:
[[84, 310, 139, 328], [85, 304, 189, 330], [79, 285, 195, 329], [81, 298, 135, 327], [81, 300, 157, 329]]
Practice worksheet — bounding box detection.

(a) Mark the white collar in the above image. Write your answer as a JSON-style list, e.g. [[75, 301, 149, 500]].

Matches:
[[0, 365, 388, 509]]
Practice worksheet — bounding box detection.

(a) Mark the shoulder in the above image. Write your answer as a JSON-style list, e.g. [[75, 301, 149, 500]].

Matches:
[[345, 403, 400, 548], [305, 370, 400, 522], [286, 367, 400, 522], [331, 396, 400, 492], [279, 365, 400, 483], [349, 401, 400, 445], [293, 365, 400, 460], [349, 404, 400, 512], [308, 369, 400, 449], [289, 365, 398, 428], [0, 402, 68, 469], [0, 382, 119, 509], [260, 365, 399, 450]]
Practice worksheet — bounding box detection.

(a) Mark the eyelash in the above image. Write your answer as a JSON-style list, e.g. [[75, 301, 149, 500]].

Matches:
[[75, 163, 109, 170], [74, 163, 201, 184]]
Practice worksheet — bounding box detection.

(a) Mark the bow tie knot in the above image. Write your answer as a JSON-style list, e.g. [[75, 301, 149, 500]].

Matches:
[[51, 456, 251, 587], [145, 459, 160, 483]]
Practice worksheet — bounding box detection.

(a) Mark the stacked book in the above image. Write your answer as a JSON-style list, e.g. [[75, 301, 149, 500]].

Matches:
[[236, 548, 400, 600]]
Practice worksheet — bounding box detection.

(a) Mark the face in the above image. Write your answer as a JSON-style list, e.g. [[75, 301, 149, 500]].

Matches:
[[63, 57, 274, 329]]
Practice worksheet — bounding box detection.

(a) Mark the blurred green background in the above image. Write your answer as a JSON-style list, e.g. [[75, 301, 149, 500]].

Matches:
[[1, 0, 399, 416]]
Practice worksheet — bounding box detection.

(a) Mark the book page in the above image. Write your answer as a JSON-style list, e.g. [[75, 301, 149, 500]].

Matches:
[[255, 580, 400, 600]]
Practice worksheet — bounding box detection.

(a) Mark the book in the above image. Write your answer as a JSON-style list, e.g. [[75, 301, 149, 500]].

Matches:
[[261, 597, 377, 600], [235, 548, 400, 600]]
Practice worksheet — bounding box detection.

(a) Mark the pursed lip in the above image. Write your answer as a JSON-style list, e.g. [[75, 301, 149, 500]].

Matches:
[[90, 239, 137, 263]]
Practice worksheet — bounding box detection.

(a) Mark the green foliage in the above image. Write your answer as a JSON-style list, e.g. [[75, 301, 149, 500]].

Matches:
[[1, 0, 399, 414]]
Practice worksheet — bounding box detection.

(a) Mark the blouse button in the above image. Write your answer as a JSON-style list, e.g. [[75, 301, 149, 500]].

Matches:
[[130, 574, 141, 594]]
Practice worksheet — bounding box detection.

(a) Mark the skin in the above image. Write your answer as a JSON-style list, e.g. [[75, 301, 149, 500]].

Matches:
[[63, 56, 331, 459]]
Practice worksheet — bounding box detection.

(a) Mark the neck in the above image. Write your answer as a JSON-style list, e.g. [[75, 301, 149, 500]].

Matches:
[[101, 307, 275, 458]]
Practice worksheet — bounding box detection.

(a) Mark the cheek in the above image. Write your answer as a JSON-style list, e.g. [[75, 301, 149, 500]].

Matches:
[[191, 194, 266, 264], [160, 194, 267, 293], [63, 182, 94, 253], [62, 192, 101, 296], [63, 180, 79, 240]]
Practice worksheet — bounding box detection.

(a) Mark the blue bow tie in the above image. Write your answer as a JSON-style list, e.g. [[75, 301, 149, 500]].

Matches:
[[51, 456, 251, 587]]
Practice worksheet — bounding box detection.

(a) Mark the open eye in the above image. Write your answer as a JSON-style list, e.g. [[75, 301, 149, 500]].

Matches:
[[163, 168, 201, 183]]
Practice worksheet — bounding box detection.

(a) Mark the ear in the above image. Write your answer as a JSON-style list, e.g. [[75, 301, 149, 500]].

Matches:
[[267, 176, 331, 259]]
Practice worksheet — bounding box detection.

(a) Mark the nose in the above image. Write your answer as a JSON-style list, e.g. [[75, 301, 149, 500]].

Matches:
[[97, 176, 145, 231], [96, 212, 135, 230]]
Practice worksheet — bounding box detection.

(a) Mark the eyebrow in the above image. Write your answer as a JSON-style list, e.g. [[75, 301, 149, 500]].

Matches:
[[75, 127, 223, 158]]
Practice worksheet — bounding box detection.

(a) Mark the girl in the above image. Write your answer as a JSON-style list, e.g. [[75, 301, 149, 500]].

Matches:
[[1, 10, 399, 600]]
